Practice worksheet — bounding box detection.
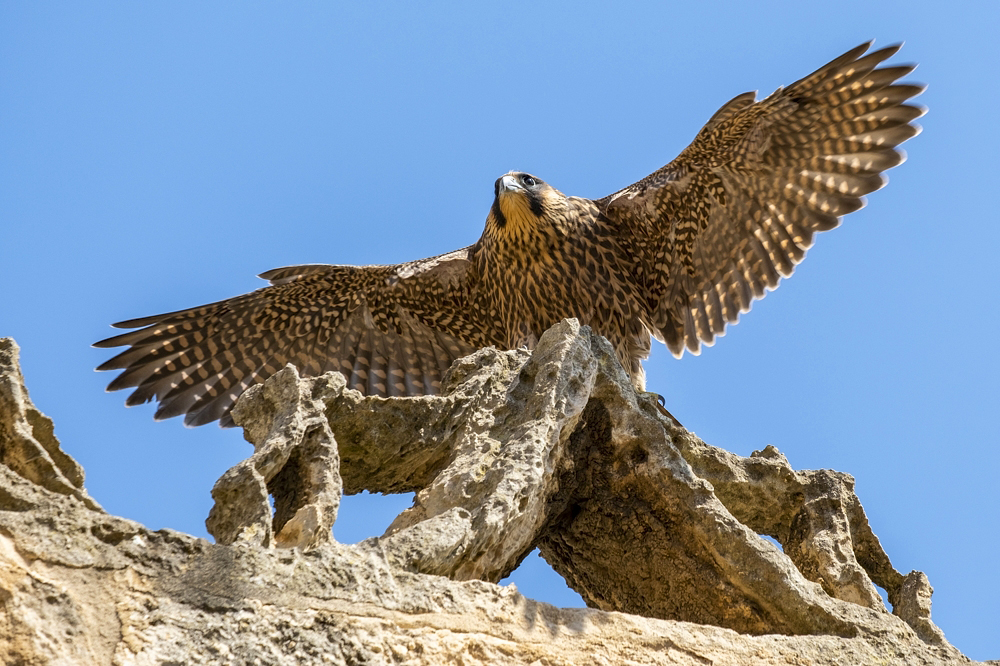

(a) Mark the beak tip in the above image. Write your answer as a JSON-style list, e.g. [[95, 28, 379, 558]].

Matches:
[[498, 174, 521, 194]]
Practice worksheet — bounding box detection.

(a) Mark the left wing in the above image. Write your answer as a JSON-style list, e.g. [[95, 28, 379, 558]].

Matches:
[[597, 42, 924, 356], [95, 249, 489, 427]]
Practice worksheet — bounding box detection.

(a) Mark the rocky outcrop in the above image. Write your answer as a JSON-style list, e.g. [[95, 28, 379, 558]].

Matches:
[[0, 331, 979, 665]]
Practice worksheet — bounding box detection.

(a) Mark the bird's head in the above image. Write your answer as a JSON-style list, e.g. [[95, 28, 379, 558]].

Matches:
[[486, 171, 566, 242]]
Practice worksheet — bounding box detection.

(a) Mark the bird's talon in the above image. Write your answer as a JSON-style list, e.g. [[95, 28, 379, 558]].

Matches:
[[646, 392, 683, 428]]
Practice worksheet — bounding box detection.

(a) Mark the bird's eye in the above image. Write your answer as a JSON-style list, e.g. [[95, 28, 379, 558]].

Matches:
[[521, 175, 537, 187]]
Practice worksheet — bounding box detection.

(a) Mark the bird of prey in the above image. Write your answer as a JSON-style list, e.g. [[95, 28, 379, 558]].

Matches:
[[96, 42, 924, 427]]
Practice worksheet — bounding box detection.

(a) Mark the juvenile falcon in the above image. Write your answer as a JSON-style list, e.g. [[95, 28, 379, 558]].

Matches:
[[96, 42, 924, 427]]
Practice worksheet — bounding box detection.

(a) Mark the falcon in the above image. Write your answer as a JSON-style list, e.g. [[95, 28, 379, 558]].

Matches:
[[96, 42, 924, 427]]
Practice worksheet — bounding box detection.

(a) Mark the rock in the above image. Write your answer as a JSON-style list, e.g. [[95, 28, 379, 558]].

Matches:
[[207, 365, 344, 550], [0, 338, 97, 510], [0, 333, 980, 664]]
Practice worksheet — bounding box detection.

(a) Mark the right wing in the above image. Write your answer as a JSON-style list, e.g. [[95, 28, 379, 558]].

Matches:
[[597, 42, 923, 356], [95, 248, 490, 427]]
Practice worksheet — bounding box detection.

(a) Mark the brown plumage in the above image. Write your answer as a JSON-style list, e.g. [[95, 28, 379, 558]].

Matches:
[[96, 42, 924, 427]]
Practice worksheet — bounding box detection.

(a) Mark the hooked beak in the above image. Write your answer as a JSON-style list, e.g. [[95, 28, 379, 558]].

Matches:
[[494, 174, 524, 198]]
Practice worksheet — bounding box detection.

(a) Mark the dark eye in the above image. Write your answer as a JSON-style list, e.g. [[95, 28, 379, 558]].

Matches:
[[521, 175, 537, 187]]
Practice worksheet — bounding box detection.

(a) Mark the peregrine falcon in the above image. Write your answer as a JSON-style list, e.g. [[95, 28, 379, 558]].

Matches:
[[96, 42, 924, 427]]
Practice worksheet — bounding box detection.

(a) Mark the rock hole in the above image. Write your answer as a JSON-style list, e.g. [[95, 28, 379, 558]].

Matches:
[[267, 446, 308, 535], [500, 548, 586, 608], [629, 445, 649, 466], [335, 491, 415, 543], [90, 522, 131, 546], [758, 533, 784, 552], [875, 582, 891, 610]]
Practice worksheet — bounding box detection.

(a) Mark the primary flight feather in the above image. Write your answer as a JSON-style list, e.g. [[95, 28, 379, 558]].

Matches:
[[96, 42, 924, 427]]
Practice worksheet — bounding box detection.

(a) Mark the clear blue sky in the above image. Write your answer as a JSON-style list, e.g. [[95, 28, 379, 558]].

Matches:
[[2, 2, 997, 659]]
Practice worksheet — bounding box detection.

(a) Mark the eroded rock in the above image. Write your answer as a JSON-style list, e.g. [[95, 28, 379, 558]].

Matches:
[[207, 366, 343, 549], [209, 320, 956, 642], [0, 334, 978, 665], [0, 338, 97, 510]]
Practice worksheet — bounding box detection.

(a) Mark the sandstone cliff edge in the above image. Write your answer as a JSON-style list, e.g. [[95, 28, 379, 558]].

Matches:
[[0, 326, 980, 664]]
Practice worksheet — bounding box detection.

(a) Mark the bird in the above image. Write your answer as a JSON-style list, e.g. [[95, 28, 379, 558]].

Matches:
[[95, 42, 924, 428]]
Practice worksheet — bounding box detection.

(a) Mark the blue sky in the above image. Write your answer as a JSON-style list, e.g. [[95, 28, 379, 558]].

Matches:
[[2, 2, 998, 659]]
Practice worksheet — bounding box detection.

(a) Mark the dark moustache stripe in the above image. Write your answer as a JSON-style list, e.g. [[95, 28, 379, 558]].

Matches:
[[490, 198, 507, 228], [528, 192, 544, 217]]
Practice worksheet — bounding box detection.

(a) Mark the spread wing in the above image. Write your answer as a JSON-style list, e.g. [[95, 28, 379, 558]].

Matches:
[[597, 42, 924, 356], [95, 249, 489, 427]]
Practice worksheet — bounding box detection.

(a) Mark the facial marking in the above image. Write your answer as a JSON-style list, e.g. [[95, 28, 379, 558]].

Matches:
[[495, 172, 545, 238]]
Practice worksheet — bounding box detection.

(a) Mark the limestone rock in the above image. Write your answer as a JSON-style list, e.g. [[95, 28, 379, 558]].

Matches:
[[0, 333, 981, 664], [0, 338, 97, 510], [207, 366, 343, 549]]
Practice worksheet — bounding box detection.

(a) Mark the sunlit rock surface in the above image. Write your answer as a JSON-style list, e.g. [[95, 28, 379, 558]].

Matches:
[[0, 333, 975, 665]]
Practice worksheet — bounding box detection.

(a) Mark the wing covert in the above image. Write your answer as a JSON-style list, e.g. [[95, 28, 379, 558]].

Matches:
[[597, 42, 924, 356], [95, 248, 488, 427]]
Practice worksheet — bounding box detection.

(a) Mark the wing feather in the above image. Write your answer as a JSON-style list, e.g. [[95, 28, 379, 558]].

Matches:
[[598, 42, 923, 355], [95, 248, 489, 426]]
